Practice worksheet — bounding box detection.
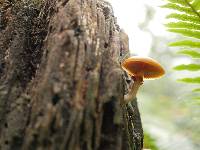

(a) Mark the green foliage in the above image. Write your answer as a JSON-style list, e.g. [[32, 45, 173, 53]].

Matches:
[[166, 13, 200, 24], [177, 77, 200, 83], [173, 64, 200, 71], [177, 50, 200, 58], [163, 0, 200, 98], [192, 88, 200, 92], [192, 97, 200, 101], [169, 40, 200, 48], [167, 29, 200, 39], [143, 132, 159, 150], [167, 0, 192, 6], [161, 3, 196, 15], [165, 22, 200, 30]]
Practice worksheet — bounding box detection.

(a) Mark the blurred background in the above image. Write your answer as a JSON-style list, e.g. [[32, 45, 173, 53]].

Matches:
[[107, 0, 200, 150]]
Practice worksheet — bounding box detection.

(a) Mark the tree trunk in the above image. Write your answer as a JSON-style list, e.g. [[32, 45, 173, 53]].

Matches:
[[0, 0, 143, 150]]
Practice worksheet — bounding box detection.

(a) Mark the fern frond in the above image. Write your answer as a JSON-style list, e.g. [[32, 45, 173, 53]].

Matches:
[[161, 3, 197, 16], [166, 13, 200, 24], [178, 77, 200, 83], [177, 50, 200, 58], [173, 64, 200, 71], [167, 29, 200, 39], [169, 40, 200, 48], [164, 0, 200, 101], [165, 22, 200, 30]]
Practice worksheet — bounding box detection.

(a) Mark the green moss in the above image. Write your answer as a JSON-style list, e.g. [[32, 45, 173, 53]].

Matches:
[[143, 132, 159, 150]]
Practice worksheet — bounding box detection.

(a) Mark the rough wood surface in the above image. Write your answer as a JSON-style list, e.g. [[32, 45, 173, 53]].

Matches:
[[0, 0, 143, 150]]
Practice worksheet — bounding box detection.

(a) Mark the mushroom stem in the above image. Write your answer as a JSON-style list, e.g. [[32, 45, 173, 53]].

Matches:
[[124, 76, 143, 104]]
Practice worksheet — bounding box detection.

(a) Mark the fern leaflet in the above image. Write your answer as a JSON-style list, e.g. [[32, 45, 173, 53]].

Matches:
[[177, 50, 200, 58], [173, 64, 200, 71]]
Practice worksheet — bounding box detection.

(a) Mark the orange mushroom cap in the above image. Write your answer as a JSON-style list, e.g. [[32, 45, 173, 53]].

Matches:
[[122, 56, 165, 79]]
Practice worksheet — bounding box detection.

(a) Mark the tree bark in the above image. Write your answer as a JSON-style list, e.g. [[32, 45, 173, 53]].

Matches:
[[0, 0, 143, 150]]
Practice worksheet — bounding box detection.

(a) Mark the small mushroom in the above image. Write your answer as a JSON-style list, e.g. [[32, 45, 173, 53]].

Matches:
[[122, 56, 165, 104]]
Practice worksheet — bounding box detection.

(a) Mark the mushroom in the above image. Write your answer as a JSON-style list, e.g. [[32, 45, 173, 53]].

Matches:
[[121, 56, 165, 104]]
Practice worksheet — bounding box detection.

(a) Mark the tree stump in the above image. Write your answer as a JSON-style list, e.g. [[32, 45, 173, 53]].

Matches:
[[0, 0, 143, 149]]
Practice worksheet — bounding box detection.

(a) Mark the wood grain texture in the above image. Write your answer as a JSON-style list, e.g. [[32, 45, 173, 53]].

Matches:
[[0, 0, 143, 149]]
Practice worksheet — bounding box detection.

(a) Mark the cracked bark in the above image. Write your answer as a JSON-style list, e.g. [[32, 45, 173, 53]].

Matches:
[[0, 0, 143, 150]]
